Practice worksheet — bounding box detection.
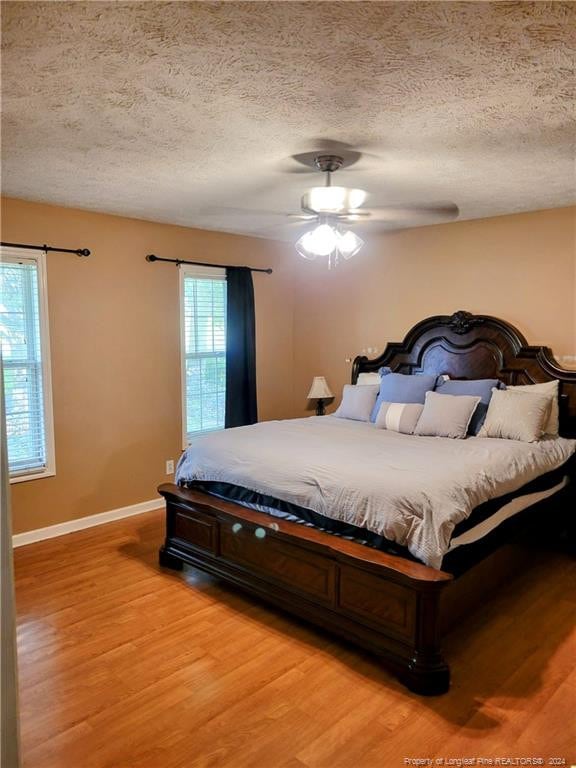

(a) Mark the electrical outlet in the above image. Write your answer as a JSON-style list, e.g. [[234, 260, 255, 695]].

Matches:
[[166, 459, 174, 475]]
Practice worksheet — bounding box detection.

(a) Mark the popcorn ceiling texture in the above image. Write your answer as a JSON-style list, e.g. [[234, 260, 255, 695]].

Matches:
[[1, 1, 575, 239]]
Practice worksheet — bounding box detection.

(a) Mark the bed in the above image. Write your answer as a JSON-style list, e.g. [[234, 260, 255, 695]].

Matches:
[[158, 310, 576, 694]]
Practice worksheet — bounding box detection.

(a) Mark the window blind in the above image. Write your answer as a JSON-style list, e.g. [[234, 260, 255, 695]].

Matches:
[[0, 257, 48, 475], [181, 268, 227, 442]]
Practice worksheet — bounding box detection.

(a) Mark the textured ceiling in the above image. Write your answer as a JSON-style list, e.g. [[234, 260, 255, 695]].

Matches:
[[1, 1, 575, 239]]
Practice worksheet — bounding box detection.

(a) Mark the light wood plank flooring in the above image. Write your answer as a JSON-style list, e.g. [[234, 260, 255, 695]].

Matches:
[[14, 509, 576, 768]]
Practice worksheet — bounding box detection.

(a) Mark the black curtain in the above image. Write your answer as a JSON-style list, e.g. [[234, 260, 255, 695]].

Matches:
[[225, 267, 258, 427]]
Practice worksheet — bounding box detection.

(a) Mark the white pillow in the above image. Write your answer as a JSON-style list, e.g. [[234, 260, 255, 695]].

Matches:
[[357, 372, 381, 386], [413, 391, 481, 439], [508, 380, 559, 436], [374, 402, 424, 434], [333, 384, 379, 422], [478, 388, 551, 442]]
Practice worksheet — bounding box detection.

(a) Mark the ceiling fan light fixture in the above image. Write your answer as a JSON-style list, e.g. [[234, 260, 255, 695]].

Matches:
[[336, 229, 364, 259], [302, 186, 367, 214], [295, 223, 364, 266], [295, 224, 338, 259]]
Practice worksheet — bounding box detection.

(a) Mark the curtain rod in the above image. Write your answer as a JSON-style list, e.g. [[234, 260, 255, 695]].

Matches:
[[0, 241, 90, 257], [146, 254, 272, 274]]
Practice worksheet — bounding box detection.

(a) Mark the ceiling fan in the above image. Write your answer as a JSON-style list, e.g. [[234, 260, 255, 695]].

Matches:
[[289, 153, 459, 266]]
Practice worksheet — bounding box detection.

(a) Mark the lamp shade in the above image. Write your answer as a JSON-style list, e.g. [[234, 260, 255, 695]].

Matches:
[[307, 376, 333, 400]]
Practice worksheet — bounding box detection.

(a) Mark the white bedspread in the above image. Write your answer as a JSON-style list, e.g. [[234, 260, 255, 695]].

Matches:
[[175, 417, 575, 569]]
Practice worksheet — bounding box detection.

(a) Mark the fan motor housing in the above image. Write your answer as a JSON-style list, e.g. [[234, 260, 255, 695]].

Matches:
[[314, 155, 344, 173]]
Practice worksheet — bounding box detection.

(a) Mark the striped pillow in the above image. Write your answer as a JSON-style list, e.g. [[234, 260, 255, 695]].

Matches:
[[374, 401, 424, 434]]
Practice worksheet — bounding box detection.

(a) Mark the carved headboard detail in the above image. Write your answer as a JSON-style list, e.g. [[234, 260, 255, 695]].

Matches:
[[352, 310, 576, 437]]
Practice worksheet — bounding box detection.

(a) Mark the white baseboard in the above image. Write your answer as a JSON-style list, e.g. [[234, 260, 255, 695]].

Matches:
[[12, 498, 163, 548]]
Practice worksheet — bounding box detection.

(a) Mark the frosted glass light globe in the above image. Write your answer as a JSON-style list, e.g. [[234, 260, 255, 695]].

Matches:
[[295, 224, 338, 259], [336, 230, 364, 259]]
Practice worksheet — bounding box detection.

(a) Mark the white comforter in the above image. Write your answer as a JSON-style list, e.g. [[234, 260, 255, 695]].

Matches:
[[175, 417, 575, 569]]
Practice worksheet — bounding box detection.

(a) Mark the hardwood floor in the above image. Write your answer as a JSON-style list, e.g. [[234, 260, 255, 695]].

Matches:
[[14, 509, 576, 768]]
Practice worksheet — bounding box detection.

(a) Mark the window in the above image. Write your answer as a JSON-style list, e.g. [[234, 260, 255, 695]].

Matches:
[[0, 247, 55, 481], [180, 265, 227, 445]]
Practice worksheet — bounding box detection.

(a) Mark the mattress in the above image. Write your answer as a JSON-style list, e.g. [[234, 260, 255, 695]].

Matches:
[[176, 416, 575, 569], [186, 467, 569, 573]]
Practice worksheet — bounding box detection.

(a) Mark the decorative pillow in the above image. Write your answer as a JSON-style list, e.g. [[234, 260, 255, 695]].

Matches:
[[370, 371, 437, 422], [333, 384, 379, 422], [478, 389, 551, 442], [374, 402, 424, 434], [413, 392, 481, 439], [357, 372, 382, 386], [434, 378, 502, 435], [508, 380, 559, 436]]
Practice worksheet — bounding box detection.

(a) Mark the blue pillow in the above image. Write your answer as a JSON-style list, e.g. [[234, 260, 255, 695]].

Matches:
[[370, 370, 437, 422], [434, 378, 503, 434]]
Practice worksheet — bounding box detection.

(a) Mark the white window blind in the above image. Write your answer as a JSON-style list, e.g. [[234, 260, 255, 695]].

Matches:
[[180, 266, 227, 444], [0, 249, 55, 480]]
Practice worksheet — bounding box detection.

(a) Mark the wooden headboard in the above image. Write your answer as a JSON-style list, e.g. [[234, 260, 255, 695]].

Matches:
[[352, 310, 576, 437]]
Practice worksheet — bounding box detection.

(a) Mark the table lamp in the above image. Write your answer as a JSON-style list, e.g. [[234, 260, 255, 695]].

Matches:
[[307, 376, 333, 416]]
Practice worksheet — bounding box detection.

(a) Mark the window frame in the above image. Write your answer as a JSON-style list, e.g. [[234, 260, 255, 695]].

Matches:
[[179, 264, 227, 449], [0, 246, 56, 483]]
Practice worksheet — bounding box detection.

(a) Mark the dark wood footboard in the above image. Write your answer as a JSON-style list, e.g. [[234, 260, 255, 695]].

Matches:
[[158, 483, 453, 695]]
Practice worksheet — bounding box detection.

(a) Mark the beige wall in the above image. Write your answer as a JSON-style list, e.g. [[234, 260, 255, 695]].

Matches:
[[2, 199, 575, 533], [1, 197, 295, 534], [292, 206, 576, 416]]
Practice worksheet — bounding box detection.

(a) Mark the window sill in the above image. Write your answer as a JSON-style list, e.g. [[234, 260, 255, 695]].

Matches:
[[9, 468, 56, 485]]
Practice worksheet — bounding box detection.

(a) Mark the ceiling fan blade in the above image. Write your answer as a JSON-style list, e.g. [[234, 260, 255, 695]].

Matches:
[[333, 211, 372, 220], [281, 164, 362, 176], [360, 203, 459, 223], [287, 213, 318, 220], [280, 166, 318, 175]]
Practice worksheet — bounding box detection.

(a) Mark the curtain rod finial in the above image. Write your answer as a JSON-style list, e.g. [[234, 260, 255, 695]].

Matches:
[[146, 254, 157, 262], [77, 248, 90, 257]]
